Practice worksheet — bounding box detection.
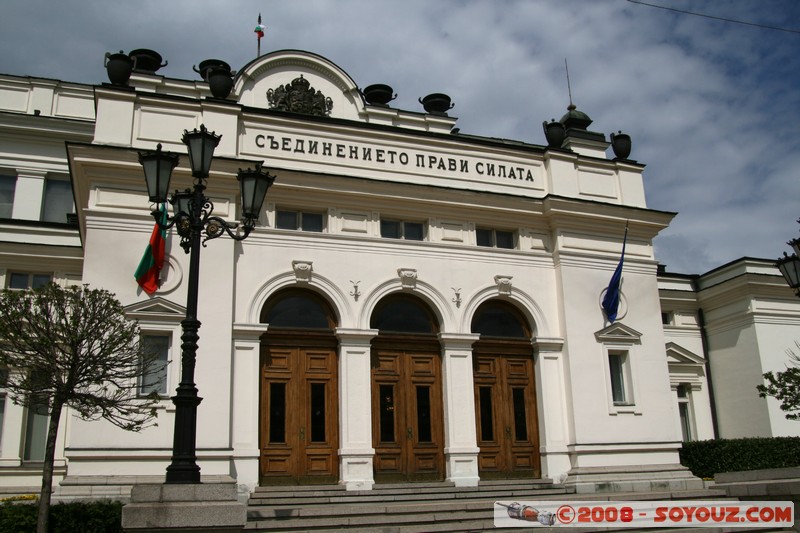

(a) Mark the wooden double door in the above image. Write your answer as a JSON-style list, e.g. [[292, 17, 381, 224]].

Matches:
[[473, 341, 541, 478], [259, 333, 338, 484], [371, 338, 444, 482]]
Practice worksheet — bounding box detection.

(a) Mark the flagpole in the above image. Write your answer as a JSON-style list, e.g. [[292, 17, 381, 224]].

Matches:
[[256, 13, 262, 58]]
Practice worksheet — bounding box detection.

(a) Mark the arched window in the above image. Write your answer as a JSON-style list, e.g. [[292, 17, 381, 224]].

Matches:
[[260, 289, 336, 330], [370, 294, 438, 334], [471, 300, 530, 338]]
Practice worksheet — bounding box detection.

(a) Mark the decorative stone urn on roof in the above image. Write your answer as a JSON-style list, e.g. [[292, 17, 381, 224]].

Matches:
[[194, 59, 235, 99]]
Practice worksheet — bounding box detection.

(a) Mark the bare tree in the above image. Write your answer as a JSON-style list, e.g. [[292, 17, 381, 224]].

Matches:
[[0, 283, 161, 533]]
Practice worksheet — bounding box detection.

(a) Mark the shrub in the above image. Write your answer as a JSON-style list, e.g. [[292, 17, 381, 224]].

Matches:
[[679, 437, 800, 479], [0, 500, 122, 533]]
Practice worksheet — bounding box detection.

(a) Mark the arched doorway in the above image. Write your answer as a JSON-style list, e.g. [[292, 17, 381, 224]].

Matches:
[[259, 289, 339, 484], [370, 294, 444, 482], [471, 300, 541, 478]]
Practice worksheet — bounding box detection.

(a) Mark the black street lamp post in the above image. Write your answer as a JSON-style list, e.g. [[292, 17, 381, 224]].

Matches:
[[138, 125, 275, 483]]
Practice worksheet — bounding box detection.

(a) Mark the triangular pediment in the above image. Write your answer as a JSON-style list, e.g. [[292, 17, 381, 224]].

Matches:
[[594, 322, 643, 344], [665, 342, 705, 365], [125, 297, 186, 322]]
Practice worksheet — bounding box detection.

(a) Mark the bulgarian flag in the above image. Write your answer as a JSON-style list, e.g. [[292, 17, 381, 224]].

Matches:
[[254, 14, 266, 39], [134, 204, 167, 295]]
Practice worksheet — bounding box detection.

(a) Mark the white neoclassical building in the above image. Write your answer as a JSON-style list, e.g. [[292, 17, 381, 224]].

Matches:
[[0, 49, 797, 497]]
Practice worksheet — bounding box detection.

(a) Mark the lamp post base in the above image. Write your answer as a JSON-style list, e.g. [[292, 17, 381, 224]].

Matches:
[[165, 388, 203, 484], [121, 480, 245, 532]]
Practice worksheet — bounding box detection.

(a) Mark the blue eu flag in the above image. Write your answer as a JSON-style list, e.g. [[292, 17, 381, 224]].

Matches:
[[602, 226, 627, 323]]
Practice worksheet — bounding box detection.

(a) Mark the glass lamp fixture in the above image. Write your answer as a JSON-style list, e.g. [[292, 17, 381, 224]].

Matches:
[[171, 189, 193, 218], [777, 252, 800, 296], [182, 125, 220, 178], [139, 144, 179, 203], [237, 163, 276, 223]]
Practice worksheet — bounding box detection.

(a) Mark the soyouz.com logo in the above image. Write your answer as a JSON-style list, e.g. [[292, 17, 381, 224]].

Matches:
[[494, 501, 794, 528]]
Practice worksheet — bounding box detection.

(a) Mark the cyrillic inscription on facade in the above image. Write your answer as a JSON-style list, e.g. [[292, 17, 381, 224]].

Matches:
[[249, 132, 543, 191]]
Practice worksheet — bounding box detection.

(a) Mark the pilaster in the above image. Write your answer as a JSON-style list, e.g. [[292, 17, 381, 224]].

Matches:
[[532, 337, 571, 481], [439, 332, 480, 487], [336, 328, 378, 490], [230, 323, 269, 493]]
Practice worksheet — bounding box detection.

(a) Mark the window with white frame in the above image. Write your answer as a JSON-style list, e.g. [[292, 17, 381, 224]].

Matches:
[[41, 178, 75, 224], [677, 384, 694, 441], [125, 298, 185, 402], [0, 368, 7, 445], [476, 228, 515, 249], [7, 272, 52, 290], [608, 349, 633, 406], [595, 323, 643, 415], [380, 219, 424, 241], [23, 384, 49, 462], [276, 209, 324, 232], [139, 333, 171, 396], [0, 175, 16, 219]]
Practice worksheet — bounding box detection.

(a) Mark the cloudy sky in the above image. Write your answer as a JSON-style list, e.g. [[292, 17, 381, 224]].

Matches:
[[1, 0, 798, 274]]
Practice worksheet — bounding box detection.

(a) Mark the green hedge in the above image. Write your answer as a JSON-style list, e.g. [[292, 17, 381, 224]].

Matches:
[[679, 437, 800, 479], [0, 500, 122, 533]]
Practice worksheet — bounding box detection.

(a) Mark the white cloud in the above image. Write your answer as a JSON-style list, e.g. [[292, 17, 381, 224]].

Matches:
[[0, 0, 797, 274]]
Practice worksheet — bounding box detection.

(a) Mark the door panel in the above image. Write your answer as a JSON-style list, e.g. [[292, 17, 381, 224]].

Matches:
[[474, 349, 540, 478], [372, 349, 444, 482], [260, 344, 338, 484]]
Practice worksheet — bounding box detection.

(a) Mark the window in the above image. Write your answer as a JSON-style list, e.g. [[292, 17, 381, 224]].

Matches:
[[276, 210, 324, 232], [476, 228, 515, 249], [471, 301, 529, 338], [260, 290, 336, 330], [370, 294, 437, 334], [608, 350, 632, 406], [41, 179, 75, 224], [140, 334, 170, 396], [0, 369, 7, 445], [23, 396, 48, 462], [677, 384, 693, 441], [378, 384, 396, 443], [7, 272, 51, 290], [0, 175, 16, 218], [596, 324, 642, 414], [380, 220, 424, 241], [661, 312, 673, 326], [269, 382, 286, 443]]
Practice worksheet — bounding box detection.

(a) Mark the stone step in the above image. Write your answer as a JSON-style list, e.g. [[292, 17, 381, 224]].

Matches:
[[249, 498, 518, 520], [246, 480, 570, 531], [249, 478, 553, 494], [245, 484, 745, 532], [249, 479, 558, 499], [247, 487, 572, 507], [246, 507, 495, 532], [251, 483, 347, 494], [246, 481, 567, 532]]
